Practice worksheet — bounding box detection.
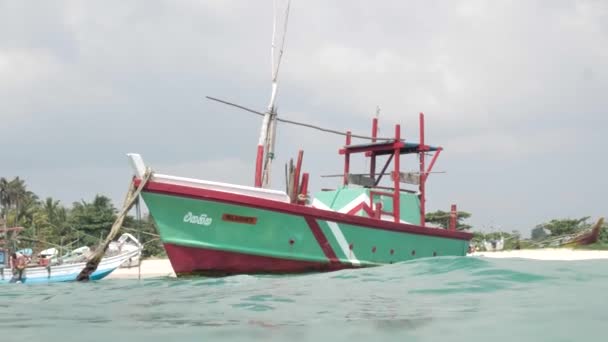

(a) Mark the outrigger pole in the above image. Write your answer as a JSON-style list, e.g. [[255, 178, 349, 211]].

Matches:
[[76, 169, 152, 281]]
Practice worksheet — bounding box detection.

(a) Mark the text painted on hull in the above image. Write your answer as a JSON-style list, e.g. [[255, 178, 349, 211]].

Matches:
[[183, 212, 213, 226]]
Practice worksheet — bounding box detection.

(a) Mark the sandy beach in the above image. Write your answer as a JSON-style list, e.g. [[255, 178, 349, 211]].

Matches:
[[107, 248, 608, 279], [107, 259, 176, 279], [471, 248, 608, 261]]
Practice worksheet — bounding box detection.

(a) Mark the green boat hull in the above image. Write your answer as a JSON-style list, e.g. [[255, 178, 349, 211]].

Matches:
[[140, 181, 471, 276]]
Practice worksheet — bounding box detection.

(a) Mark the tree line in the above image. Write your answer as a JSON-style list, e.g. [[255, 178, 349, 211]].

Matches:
[[0, 176, 164, 257], [2, 175, 605, 255], [424, 208, 607, 248]]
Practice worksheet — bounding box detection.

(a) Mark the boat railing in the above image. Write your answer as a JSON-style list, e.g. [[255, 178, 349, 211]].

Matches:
[[337, 114, 450, 226]]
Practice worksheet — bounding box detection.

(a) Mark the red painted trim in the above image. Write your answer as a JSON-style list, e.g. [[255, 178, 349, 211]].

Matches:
[[164, 243, 349, 276], [339, 141, 405, 155], [298, 172, 309, 205], [254, 145, 264, 187], [292, 150, 303, 203], [369, 190, 394, 219], [136, 179, 473, 241], [370, 117, 378, 180], [393, 124, 401, 223], [304, 217, 340, 264], [346, 202, 376, 218], [425, 148, 442, 180], [419, 113, 426, 226], [343, 131, 351, 185], [222, 213, 257, 225], [374, 202, 383, 219], [370, 190, 393, 198], [449, 204, 457, 231]]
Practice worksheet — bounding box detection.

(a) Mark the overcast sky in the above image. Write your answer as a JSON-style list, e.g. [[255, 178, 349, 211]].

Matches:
[[1, 1, 606, 236]]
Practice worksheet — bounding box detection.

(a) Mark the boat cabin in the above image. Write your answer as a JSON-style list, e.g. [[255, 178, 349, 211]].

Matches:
[[309, 113, 448, 227]]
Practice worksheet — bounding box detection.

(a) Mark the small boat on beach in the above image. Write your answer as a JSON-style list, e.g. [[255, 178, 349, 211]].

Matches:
[[483, 236, 505, 252], [533, 217, 604, 248], [0, 228, 142, 284], [110, 233, 143, 268]]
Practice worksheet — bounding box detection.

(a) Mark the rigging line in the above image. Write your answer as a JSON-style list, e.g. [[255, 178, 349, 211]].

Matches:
[[122, 227, 160, 238], [272, 0, 291, 82], [206, 96, 402, 141], [320, 171, 446, 178]]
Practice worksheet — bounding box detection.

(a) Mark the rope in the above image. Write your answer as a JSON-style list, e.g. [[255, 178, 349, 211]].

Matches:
[[76, 169, 153, 281], [206, 96, 400, 141], [122, 227, 160, 238]]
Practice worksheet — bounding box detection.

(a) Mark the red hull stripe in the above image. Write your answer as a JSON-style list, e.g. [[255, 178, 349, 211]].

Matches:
[[304, 217, 341, 264], [136, 179, 472, 241], [164, 243, 350, 276], [346, 202, 376, 217]]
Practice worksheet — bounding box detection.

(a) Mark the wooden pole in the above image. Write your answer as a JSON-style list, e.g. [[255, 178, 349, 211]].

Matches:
[[76, 170, 152, 282], [393, 124, 401, 223], [343, 131, 352, 185], [292, 150, 303, 203], [449, 204, 457, 231], [370, 117, 378, 181], [419, 112, 426, 227], [136, 198, 142, 281]]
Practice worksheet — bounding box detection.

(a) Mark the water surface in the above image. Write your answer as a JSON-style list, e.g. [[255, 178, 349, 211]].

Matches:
[[1, 257, 606, 341]]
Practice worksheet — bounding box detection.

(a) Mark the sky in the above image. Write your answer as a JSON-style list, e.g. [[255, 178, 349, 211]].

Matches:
[[1, 0, 607, 236]]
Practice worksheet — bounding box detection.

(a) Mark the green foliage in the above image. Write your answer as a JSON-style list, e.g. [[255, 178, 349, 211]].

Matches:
[[0, 176, 38, 228], [0, 177, 166, 258], [426, 210, 472, 231], [531, 226, 548, 240], [69, 195, 117, 246], [469, 230, 523, 251], [535, 217, 590, 236], [123, 214, 165, 258]]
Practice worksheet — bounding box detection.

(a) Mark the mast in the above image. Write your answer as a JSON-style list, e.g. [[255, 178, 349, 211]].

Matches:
[[256, 0, 291, 188]]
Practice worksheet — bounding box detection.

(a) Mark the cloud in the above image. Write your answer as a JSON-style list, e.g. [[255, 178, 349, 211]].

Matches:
[[0, 0, 606, 234]]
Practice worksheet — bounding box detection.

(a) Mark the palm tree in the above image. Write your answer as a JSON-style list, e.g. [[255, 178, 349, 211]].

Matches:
[[69, 195, 116, 246], [42, 197, 61, 226], [0, 177, 9, 227], [7, 177, 27, 215]]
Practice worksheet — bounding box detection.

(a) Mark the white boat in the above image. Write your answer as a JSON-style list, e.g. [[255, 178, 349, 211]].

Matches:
[[483, 237, 505, 252], [0, 234, 142, 284], [108, 233, 143, 268]]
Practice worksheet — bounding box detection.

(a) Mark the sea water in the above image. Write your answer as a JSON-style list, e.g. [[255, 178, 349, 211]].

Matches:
[[1, 257, 606, 342]]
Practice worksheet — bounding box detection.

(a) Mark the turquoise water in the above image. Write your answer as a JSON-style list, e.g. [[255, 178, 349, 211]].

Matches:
[[1, 257, 606, 342]]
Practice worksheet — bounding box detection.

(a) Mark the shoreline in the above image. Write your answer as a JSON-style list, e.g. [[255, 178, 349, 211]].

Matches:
[[471, 248, 608, 261], [108, 248, 608, 279], [107, 259, 176, 279]]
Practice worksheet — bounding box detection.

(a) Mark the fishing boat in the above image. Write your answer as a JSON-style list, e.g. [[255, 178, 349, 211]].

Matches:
[[126, 1, 472, 277], [109, 233, 143, 268], [562, 218, 604, 247], [532, 217, 604, 248], [0, 229, 142, 284]]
